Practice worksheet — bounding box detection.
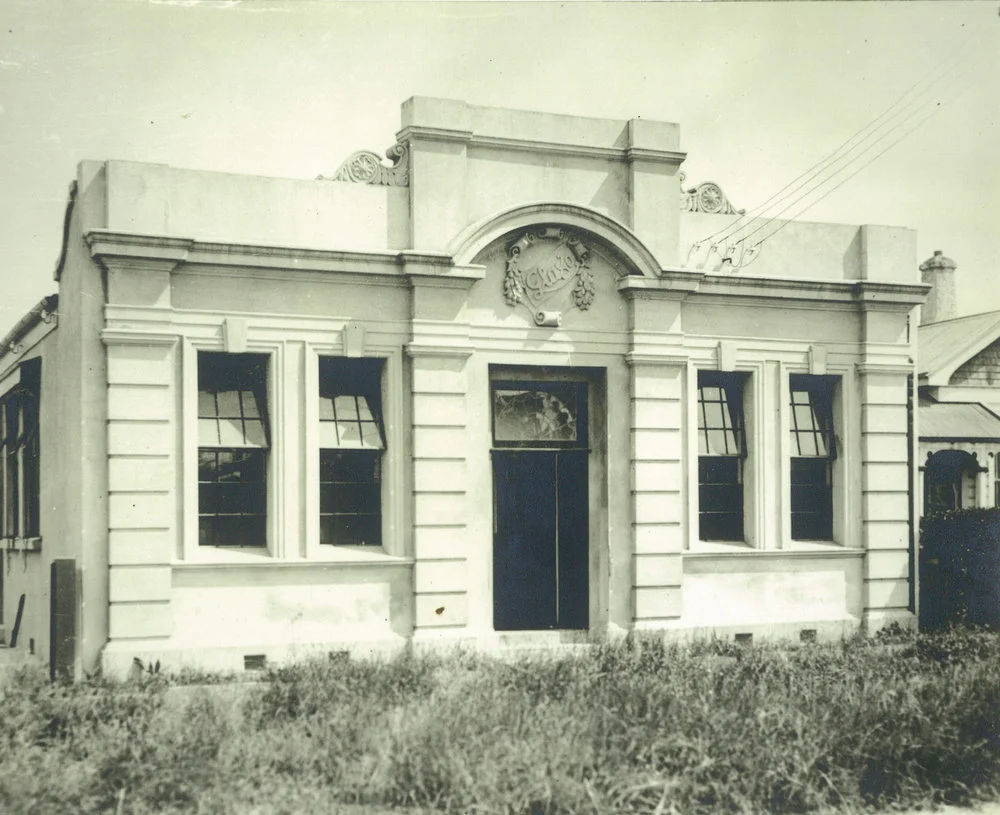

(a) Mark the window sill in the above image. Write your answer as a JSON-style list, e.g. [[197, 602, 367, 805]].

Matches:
[[688, 540, 756, 554], [0, 537, 41, 553], [174, 546, 413, 570], [685, 541, 864, 560]]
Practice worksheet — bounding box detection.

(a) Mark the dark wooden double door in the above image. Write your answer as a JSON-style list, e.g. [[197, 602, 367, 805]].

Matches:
[[491, 380, 589, 631]]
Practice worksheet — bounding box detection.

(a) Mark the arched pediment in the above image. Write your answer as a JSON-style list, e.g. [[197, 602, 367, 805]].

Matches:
[[450, 202, 663, 280]]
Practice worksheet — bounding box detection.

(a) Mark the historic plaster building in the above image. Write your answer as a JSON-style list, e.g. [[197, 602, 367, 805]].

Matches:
[[917, 252, 1000, 514], [0, 98, 926, 677]]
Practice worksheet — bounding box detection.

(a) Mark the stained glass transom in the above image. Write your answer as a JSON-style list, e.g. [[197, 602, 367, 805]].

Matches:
[[494, 388, 578, 443]]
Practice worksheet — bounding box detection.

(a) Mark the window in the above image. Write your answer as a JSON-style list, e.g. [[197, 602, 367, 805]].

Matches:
[[789, 375, 836, 540], [0, 358, 40, 540], [697, 371, 747, 541], [197, 353, 269, 547], [318, 357, 385, 546]]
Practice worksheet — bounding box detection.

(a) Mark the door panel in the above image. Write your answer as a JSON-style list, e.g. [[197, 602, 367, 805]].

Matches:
[[493, 449, 589, 630], [555, 449, 589, 629], [493, 451, 558, 630]]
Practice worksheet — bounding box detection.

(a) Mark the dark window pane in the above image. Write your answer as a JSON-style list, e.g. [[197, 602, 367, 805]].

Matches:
[[4, 398, 19, 537], [198, 447, 267, 547], [790, 457, 832, 539], [698, 456, 743, 541], [699, 511, 744, 542], [319, 449, 381, 545], [200, 515, 266, 547], [699, 456, 740, 484], [321, 513, 381, 546]]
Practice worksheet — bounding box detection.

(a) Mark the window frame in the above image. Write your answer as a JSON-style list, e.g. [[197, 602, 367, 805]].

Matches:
[[305, 347, 402, 560], [695, 370, 751, 544], [196, 351, 271, 549], [0, 357, 41, 544], [182, 340, 280, 562], [316, 356, 386, 548], [787, 373, 840, 544]]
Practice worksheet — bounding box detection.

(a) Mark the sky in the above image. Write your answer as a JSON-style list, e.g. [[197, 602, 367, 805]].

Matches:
[[0, 0, 998, 330]]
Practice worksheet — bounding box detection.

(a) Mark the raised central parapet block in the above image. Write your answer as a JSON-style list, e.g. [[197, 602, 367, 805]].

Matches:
[[398, 96, 686, 266]]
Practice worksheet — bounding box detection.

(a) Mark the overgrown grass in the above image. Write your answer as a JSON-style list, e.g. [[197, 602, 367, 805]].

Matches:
[[1, 627, 998, 814]]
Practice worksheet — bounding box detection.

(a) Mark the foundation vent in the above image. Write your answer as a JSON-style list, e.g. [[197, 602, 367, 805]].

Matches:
[[800, 629, 817, 643], [243, 654, 267, 671], [734, 633, 753, 644]]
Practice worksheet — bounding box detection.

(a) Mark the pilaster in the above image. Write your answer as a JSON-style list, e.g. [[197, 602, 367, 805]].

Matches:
[[101, 330, 179, 642], [627, 354, 687, 624], [406, 258, 479, 636], [857, 362, 915, 630]]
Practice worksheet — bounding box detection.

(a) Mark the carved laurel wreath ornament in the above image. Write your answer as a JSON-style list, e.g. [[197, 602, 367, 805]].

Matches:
[[504, 227, 594, 325]]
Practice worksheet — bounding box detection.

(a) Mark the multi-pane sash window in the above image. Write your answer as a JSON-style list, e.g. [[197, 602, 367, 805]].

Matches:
[[789, 375, 836, 540], [697, 371, 747, 541], [318, 357, 385, 546], [197, 352, 269, 547], [0, 358, 40, 540]]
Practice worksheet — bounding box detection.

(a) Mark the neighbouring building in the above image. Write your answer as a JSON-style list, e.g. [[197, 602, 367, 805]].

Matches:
[[0, 98, 927, 678], [917, 252, 1000, 514]]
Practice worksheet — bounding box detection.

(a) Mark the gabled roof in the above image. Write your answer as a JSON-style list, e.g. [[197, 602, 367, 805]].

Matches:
[[919, 310, 1000, 386], [919, 401, 1000, 441]]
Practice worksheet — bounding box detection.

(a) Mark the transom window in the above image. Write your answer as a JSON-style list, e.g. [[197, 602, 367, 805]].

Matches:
[[697, 371, 747, 542], [492, 382, 586, 448], [319, 357, 385, 546], [197, 352, 269, 547], [789, 375, 836, 540], [0, 358, 40, 540]]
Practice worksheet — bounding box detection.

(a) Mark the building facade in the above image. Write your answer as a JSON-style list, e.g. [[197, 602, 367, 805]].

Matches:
[[917, 253, 1000, 514], [0, 98, 927, 677]]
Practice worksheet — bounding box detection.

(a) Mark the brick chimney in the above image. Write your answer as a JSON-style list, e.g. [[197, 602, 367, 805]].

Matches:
[[919, 250, 957, 325]]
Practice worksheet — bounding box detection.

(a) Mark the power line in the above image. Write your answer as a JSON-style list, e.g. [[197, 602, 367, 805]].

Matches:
[[739, 71, 982, 260], [693, 29, 989, 254]]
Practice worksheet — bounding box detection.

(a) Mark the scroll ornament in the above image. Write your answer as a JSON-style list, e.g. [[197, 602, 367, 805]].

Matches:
[[320, 143, 409, 187], [504, 227, 595, 326], [679, 171, 744, 215]]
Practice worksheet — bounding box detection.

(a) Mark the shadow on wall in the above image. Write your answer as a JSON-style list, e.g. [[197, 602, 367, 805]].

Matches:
[[842, 228, 862, 280]]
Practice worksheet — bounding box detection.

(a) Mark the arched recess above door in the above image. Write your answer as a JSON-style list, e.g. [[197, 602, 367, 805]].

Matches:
[[450, 202, 663, 280]]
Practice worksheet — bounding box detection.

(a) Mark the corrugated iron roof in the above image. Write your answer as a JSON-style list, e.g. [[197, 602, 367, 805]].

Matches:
[[919, 311, 1000, 382], [919, 401, 1000, 440]]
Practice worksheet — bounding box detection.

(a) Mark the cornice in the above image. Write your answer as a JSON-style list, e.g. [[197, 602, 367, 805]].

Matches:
[[85, 229, 421, 280], [625, 146, 686, 165], [618, 270, 704, 299], [396, 125, 687, 165], [101, 329, 180, 348], [401, 251, 485, 290], [405, 342, 475, 359], [626, 352, 689, 367], [87, 230, 192, 275], [855, 362, 916, 377], [396, 125, 474, 145], [855, 280, 931, 310]]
